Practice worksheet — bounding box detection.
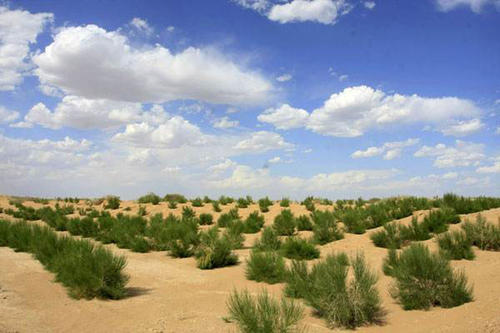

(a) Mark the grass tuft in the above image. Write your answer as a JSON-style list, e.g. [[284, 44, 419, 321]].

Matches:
[[246, 250, 286, 284]]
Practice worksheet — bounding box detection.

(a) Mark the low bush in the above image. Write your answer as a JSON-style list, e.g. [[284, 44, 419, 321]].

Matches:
[[191, 197, 204, 207], [67, 217, 98, 238], [437, 230, 475, 260], [296, 215, 313, 231], [203, 196, 212, 203], [420, 207, 459, 234], [311, 210, 343, 245], [212, 201, 221, 212], [137, 192, 161, 205], [226, 289, 304, 333], [104, 196, 120, 210], [302, 196, 315, 212], [370, 218, 431, 249], [163, 193, 187, 203], [253, 227, 281, 252], [383, 243, 473, 310], [284, 260, 311, 299], [461, 214, 499, 251], [164, 217, 200, 257], [340, 208, 369, 234], [182, 206, 196, 219], [167, 201, 177, 209], [0, 220, 129, 300], [281, 237, 320, 260], [196, 227, 238, 269], [199, 213, 214, 225], [217, 208, 240, 227], [224, 220, 245, 249], [258, 197, 273, 213], [237, 197, 249, 208], [219, 195, 234, 205], [280, 198, 290, 207], [273, 209, 296, 236], [138, 205, 147, 216], [245, 250, 286, 284], [243, 211, 265, 234], [440, 193, 500, 214]]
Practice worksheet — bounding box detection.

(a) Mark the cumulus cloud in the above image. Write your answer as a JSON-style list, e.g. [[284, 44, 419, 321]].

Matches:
[[33, 24, 273, 105], [234, 131, 294, 153], [268, 156, 281, 164], [351, 138, 419, 160], [440, 118, 483, 137], [268, 0, 352, 24], [130, 17, 153, 35], [0, 6, 53, 90], [0, 106, 19, 123], [212, 116, 239, 129], [435, 0, 500, 13], [276, 73, 292, 82], [476, 157, 500, 173], [414, 140, 485, 168], [364, 1, 376, 9], [257, 104, 309, 129]]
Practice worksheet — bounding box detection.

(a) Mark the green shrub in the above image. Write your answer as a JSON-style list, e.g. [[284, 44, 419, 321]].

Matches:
[[258, 197, 273, 213], [440, 193, 500, 214], [212, 201, 221, 212], [246, 250, 286, 284], [281, 237, 320, 260], [273, 209, 296, 236], [284, 260, 311, 299], [302, 196, 315, 212], [67, 217, 98, 238], [421, 208, 459, 234], [163, 193, 187, 203], [191, 197, 204, 207], [196, 227, 238, 269], [437, 231, 475, 260], [165, 217, 200, 257], [243, 211, 265, 233], [237, 197, 249, 208], [199, 213, 214, 225], [137, 192, 161, 205], [218, 208, 240, 227], [383, 244, 473, 310], [167, 201, 177, 209], [224, 220, 246, 249], [104, 196, 120, 210], [340, 208, 368, 234], [226, 289, 304, 333], [254, 227, 281, 251], [280, 198, 290, 207], [182, 206, 196, 219], [461, 214, 499, 251], [311, 210, 343, 245], [219, 195, 234, 205], [138, 205, 147, 216], [203, 196, 212, 203], [296, 215, 312, 231]]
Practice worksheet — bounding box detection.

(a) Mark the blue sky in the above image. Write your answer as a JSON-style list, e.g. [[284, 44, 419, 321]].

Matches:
[[0, 0, 499, 199]]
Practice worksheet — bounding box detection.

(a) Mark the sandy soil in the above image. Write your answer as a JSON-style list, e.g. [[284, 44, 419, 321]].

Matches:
[[0, 196, 499, 333]]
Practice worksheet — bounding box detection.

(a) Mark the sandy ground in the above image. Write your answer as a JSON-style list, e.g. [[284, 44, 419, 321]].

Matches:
[[0, 196, 499, 333]]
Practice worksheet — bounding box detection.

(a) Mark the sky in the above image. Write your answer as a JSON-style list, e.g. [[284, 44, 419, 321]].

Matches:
[[0, 0, 499, 200]]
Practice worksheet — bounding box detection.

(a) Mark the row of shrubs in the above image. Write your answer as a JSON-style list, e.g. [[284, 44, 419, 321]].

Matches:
[[0, 219, 128, 299]]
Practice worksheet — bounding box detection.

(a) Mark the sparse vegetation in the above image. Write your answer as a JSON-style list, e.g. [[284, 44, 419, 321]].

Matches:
[[281, 237, 320, 260], [191, 197, 204, 207], [243, 211, 265, 233], [104, 196, 120, 210], [163, 193, 187, 203], [296, 214, 313, 231], [258, 197, 273, 213], [182, 206, 196, 219], [137, 192, 161, 205], [280, 198, 290, 207], [246, 250, 286, 284], [311, 210, 343, 245], [461, 214, 500, 251], [273, 209, 296, 236], [217, 208, 240, 227], [196, 227, 238, 269], [212, 201, 221, 212], [199, 213, 214, 225], [253, 227, 281, 252], [437, 230, 475, 260]]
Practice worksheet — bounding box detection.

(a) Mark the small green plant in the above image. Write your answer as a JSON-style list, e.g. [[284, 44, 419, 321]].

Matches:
[[217, 208, 240, 227], [224, 220, 246, 249], [243, 211, 265, 233], [199, 213, 214, 225], [461, 214, 500, 251], [253, 227, 281, 251], [281, 237, 319, 260], [296, 215, 313, 231], [437, 230, 475, 260], [191, 197, 204, 207], [196, 227, 238, 269], [311, 210, 343, 245], [280, 198, 290, 207], [258, 197, 273, 213], [165, 217, 200, 257], [237, 197, 249, 208], [137, 192, 161, 205], [246, 250, 286, 284], [104, 196, 120, 210], [383, 243, 473, 310], [212, 201, 221, 212], [138, 205, 147, 216], [302, 196, 315, 212], [203, 196, 212, 203], [163, 193, 187, 203], [273, 209, 296, 236], [226, 289, 304, 333], [168, 201, 177, 209], [182, 206, 196, 219]]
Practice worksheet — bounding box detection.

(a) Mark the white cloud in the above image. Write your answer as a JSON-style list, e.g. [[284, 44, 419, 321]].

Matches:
[[364, 1, 376, 9], [414, 140, 485, 168], [0, 106, 19, 123], [307, 85, 479, 137], [0, 6, 53, 90], [212, 116, 239, 129], [268, 0, 352, 24], [476, 157, 500, 173], [440, 118, 483, 137], [443, 172, 458, 179], [234, 131, 294, 153], [208, 159, 237, 173], [33, 24, 273, 105], [435, 0, 500, 13], [276, 73, 292, 82], [268, 156, 281, 164], [351, 138, 419, 159], [495, 127, 500, 135], [233, 0, 271, 12], [258, 104, 309, 129], [130, 17, 153, 35], [166, 26, 175, 32], [338, 74, 349, 82]]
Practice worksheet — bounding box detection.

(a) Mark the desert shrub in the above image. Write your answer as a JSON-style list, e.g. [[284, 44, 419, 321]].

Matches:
[[224, 220, 246, 249], [440, 193, 500, 214], [203, 196, 212, 203], [383, 244, 473, 310], [311, 210, 343, 245], [461, 214, 500, 251], [164, 217, 200, 257], [246, 250, 286, 284], [104, 196, 120, 210], [258, 197, 273, 213], [437, 230, 475, 260], [273, 209, 296, 236], [340, 208, 369, 234], [219, 195, 234, 205], [163, 193, 187, 203], [237, 197, 249, 208], [296, 215, 313, 231], [226, 289, 304, 333], [243, 211, 265, 234], [199, 213, 214, 225], [280, 198, 290, 207], [422, 207, 460, 233], [281, 237, 319, 260], [167, 201, 177, 209], [196, 227, 238, 269], [138, 205, 147, 216], [0, 220, 128, 299], [123, 207, 131, 211], [253, 227, 281, 251], [285, 252, 384, 329], [96, 214, 151, 252], [302, 196, 315, 212], [137, 192, 161, 205], [182, 206, 196, 219], [217, 208, 240, 227], [370, 217, 431, 249], [67, 217, 98, 238], [212, 201, 221, 212], [191, 197, 204, 207], [320, 198, 333, 205]]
